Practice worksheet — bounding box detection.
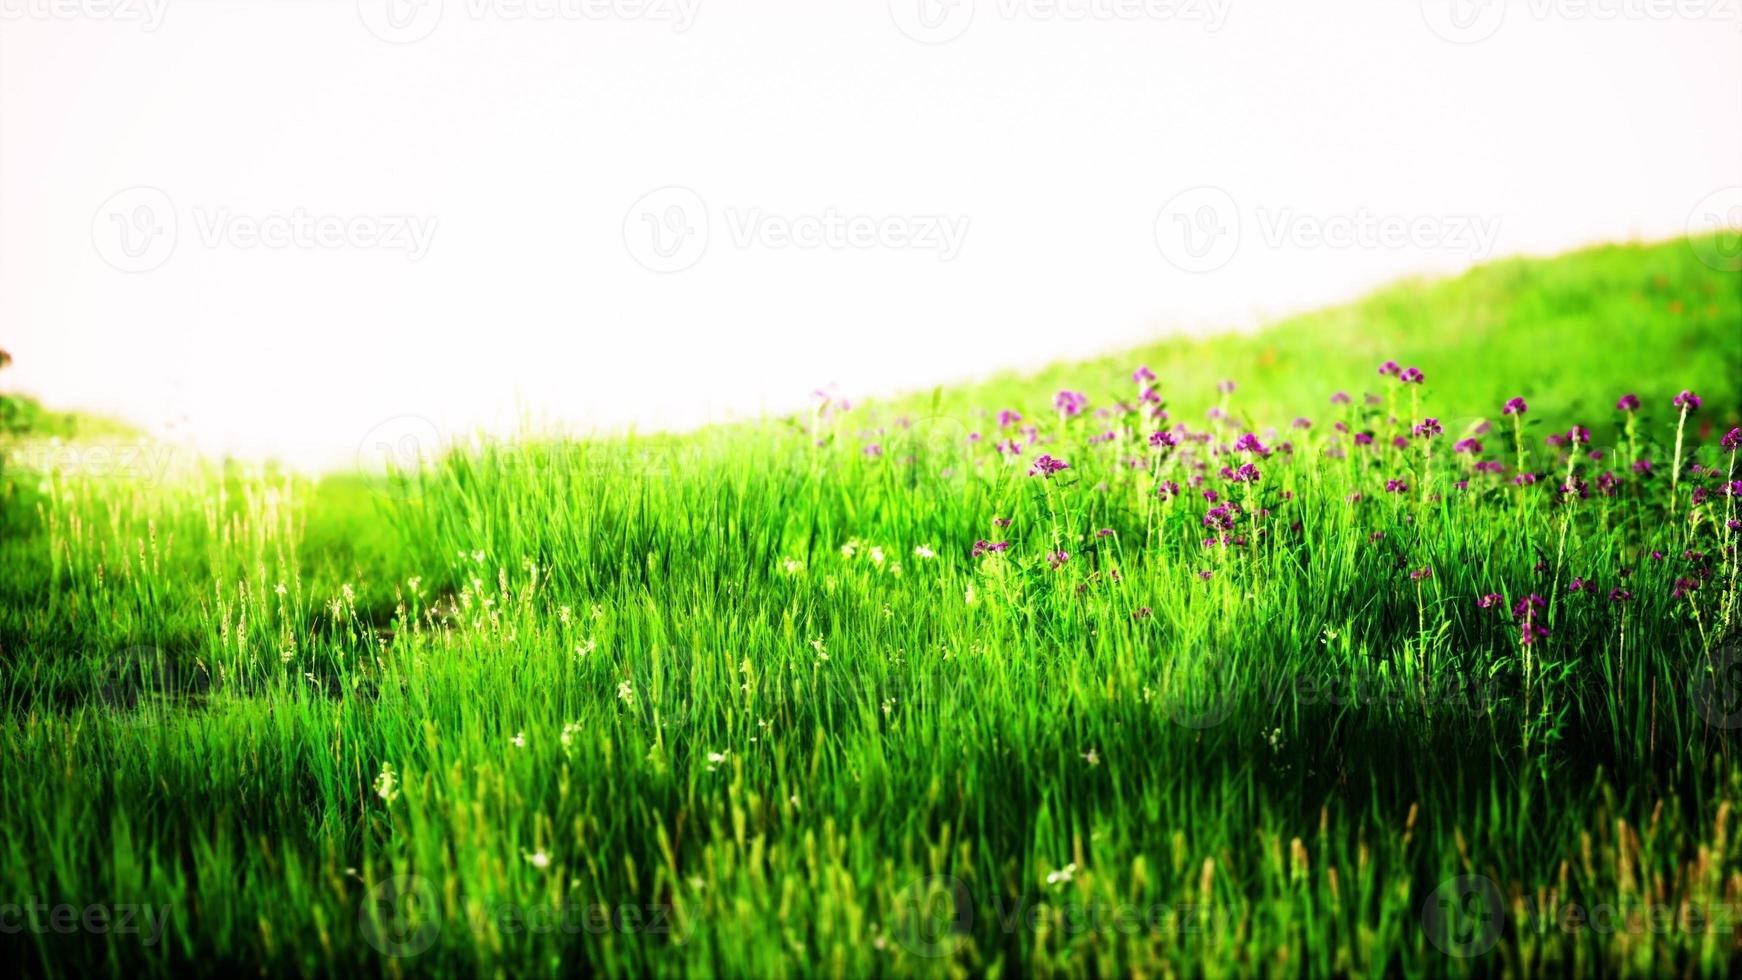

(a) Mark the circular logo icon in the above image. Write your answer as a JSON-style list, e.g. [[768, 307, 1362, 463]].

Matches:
[[623, 186, 709, 273], [1693, 646, 1742, 729], [357, 415, 444, 500], [358, 0, 444, 43], [359, 874, 442, 958], [1153, 186, 1240, 273], [97, 644, 173, 716], [889, 0, 974, 43], [1422, 874, 1504, 958], [897, 414, 970, 491], [1686, 187, 1742, 272], [1419, 0, 1506, 43], [889, 874, 973, 958], [1161, 644, 1240, 729], [93, 187, 177, 273]]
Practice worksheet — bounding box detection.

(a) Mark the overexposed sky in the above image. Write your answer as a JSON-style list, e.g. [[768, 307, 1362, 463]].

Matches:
[[3, 1, 1739, 469]]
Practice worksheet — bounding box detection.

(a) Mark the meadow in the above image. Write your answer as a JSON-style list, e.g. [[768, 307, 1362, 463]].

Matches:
[[1, 235, 1740, 977]]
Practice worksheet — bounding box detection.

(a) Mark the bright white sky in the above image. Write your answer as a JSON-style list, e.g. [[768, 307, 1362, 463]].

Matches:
[[2, 1, 1739, 469]]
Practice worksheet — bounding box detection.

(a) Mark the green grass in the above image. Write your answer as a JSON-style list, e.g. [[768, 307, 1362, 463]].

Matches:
[[2, 235, 1740, 978]]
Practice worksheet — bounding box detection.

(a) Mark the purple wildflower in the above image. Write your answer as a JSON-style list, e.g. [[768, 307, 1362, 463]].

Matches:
[[1721, 427, 1742, 452], [1132, 365, 1156, 383], [1028, 454, 1070, 477], [1331, 391, 1352, 405], [1453, 438, 1482, 454], [1503, 397, 1527, 415], [1616, 393, 1640, 412], [1413, 418, 1443, 439], [1399, 367, 1425, 385], [1378, 361, 1401, 377], [1054, 391, 1088, 417], [1673, 390, 1701, 411]]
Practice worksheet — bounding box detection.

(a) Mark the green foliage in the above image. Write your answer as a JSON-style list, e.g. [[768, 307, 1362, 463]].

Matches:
[[1, 236, 1739, 977]]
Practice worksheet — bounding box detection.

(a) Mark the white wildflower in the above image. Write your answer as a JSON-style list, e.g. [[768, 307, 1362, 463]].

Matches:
[[525, 850, 551, 870], [913, 544, 936, 559], [1082, 748, 1101, 767], [617, 680, 634, 704], [372, 763, 400, 804], [781, 557, 805, 575], [511, 731, 527, 749], [1046, 862, 1079, 886]]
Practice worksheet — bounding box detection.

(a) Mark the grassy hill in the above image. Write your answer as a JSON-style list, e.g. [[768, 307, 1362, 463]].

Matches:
[[1, 235, 1739, 977]]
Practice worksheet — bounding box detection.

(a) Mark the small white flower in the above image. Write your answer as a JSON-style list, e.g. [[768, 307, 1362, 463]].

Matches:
[[274, 582, 287, 596], [840, 541, 858, 558], [1082, 748, 1101, 767], [869, 546, 886, 565], [471, 549, 486, 563], [511, 731, 527, 748], [913, 544, 936, 559], [781, 557, 805, 575], [561, 721, 583, 750], [706, 750, 729, 773], [1045, 863, 1079, 886], [408, 576, 423, 594], [372, 763, 400, 803], [526, 850, 551, 870], [964, 584, 976, 605], [617, 680, 634, 704], [558, 605, 572, 625], [810, 637, 829, 662]]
